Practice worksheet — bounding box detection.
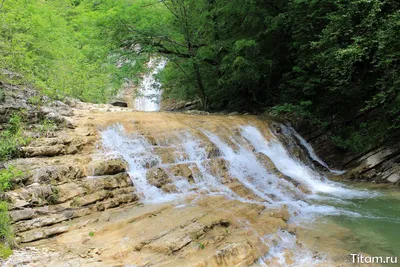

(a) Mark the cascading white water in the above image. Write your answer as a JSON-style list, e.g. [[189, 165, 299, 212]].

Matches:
[[282, 125, 345, 174], [203, 131, 300, 204], [100, 121, 375, 266], [134, 58, 167, 112], [203, 129, 365, 222], [100, 122, 370, 214], [241, 125, 370, 199], [100, 123, 177, 203]]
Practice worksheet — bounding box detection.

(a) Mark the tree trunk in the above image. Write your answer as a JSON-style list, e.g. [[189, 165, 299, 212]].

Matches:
[[193, 62, 208, 110]]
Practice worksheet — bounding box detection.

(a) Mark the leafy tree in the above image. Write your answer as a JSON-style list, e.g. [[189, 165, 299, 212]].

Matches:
[[1, 0, 399, 152]]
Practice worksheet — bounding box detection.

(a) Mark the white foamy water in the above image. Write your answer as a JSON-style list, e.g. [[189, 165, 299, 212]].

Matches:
[[203, 131, 300, 204], [283, 125, 345, 174], [241, 125, 371, 199], [134, 58, 166, 111], [203, 130, 365, 222], [100, 121, 376, 266], [100, 124, 177, 203], [100, 123, 372, 213], [257, 230, 329, 267]]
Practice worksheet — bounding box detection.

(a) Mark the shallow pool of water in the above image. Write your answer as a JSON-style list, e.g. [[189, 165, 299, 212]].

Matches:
[[322, 183, 400, 259]]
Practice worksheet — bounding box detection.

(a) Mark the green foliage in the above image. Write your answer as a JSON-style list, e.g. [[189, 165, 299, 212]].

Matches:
[[37, 119, 57, 137], [269, 101, 329, 127], [89, 231, 94, 237], [198, 242, 205, 250], [0, 0, 125, 103], [0, 202, 13, 259], [1, 0, 398, 152], [46, 188, 59, 205], [270, 101, 311, 116], [0, 166, 23, 192], [0, 242, 12, 259], [280, 0, 400, 151], [331, 121, 389, 153], [0, 168, 17, 258], [27, 95, 43, 107], [0, 114, 30, 161], [104, 0, 399, 152]]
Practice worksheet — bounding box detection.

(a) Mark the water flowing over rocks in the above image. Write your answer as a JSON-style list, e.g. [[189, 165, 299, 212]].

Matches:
[[134, 58, 167, 112], [287, 116, 400, 185], [0, 95, 383, 266]]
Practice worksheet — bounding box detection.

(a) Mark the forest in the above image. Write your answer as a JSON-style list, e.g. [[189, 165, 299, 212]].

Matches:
[[1, 0, 399, 152]]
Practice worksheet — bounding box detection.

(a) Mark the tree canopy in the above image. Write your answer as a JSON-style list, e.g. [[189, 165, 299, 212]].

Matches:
[[1, 0, 399, 152]]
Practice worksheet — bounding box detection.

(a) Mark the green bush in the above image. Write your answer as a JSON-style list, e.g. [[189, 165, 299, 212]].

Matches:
[[0, 166, 19, 259], [0, 166, 24, 192], [27, 95, 43, 107], [0, 202, 13, 246], [331, 120, 389, 153], [0, 114, 30, 161], [0, 0, 124, 103], [37, 119, 57, 137], [0, 243, 12, 259]]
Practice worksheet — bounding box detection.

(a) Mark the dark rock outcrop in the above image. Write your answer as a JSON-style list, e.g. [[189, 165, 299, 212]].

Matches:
[[110, 101, 128, 107]]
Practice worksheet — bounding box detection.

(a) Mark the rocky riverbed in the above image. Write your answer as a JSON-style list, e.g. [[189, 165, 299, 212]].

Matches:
[[0, 87, 382, 266]]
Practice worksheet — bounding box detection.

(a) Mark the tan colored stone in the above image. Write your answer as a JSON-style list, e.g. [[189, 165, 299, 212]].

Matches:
[[9, 208, 35, 222], [22, 145, 65, 157], [146, 167, 171, 188], [170, 164, 194, 183], [57, 182, 84, 203], [19, 225, 69, 243], [87, 158, 127, 176]]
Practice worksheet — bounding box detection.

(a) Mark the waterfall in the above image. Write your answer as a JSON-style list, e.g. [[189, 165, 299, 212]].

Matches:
[[100, 122, 371, 213], [282, 125, 345, 174], [240, 125, 367, 199], [100, 120, 375, 265], [100, 123, 178, 203], [134, 58, 167, 112]]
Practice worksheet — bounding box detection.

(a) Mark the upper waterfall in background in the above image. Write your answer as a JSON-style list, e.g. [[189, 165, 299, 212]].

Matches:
[[134, 58, 166, 112]]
